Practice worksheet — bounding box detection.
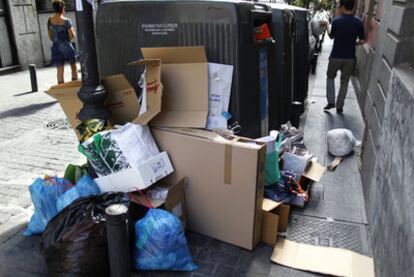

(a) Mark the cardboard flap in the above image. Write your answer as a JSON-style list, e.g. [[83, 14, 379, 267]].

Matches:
[[45, 81, 81, 100], [49, 80, 81, 90], [262, 198, 282, 211], [141, 47, 207, 64], [127, 59, 161, 66], [303, 160, 326, 182], [132, 177, 186, 209], [153, 128, 265, 151], [102, 74, 133, 93], [271, 239, 375, 277]]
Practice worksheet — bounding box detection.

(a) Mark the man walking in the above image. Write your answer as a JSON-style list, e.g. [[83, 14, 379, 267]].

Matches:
[[324, 0, 365, 113]]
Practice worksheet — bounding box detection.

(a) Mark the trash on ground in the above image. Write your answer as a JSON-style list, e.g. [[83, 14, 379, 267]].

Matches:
[[271, 239, 374, 277], [152, 127, 266, 250], [134, 208, 197, 271], [327, 156, 343, 171], [256, 133, 283, 186], [45, 75, 140, 139], [56, 175, 101, 212], [261, 123, 326, 207], [262, 199, 290, 246], [24, 177, 73, 236], [42, 192, 130, 277], [63, 163, 88, 184], [327, 128, 356, 157], [130, 177, 188, 228], [78, 123, 174, 192]]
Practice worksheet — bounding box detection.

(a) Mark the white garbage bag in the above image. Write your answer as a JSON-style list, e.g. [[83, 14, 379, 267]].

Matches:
[[327, 128, 356, 157]]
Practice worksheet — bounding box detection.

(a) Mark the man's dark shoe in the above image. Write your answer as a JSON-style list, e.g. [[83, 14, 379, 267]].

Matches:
[[323, 104, 335, 111], [336, 107, 343, 114]]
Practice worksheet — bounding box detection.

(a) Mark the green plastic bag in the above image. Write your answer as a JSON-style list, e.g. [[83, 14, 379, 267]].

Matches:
[[63, 164, 89, 184], [264, 134, 283, 186]]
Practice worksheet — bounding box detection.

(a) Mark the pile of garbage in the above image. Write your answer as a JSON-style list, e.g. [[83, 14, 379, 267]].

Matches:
[[30, 46, 329, 276]]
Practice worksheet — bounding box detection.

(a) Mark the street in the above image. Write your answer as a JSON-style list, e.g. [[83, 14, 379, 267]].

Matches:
[[0, 38, 372, 277]]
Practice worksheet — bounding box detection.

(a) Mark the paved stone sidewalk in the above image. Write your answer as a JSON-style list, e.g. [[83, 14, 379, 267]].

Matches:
[[0, 66, 85, 242]]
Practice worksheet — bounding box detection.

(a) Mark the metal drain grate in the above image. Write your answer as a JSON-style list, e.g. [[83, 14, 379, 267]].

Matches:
[[44, 119, 70, 130], [287, 214, 371, 255]]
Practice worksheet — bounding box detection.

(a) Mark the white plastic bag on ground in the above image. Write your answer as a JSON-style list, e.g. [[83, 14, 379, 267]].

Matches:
[[327, 128, 356, 157]]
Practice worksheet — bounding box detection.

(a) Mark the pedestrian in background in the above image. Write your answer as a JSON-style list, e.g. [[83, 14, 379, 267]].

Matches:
[[324, 0, 365, 114], [47, 0, 78, 84]]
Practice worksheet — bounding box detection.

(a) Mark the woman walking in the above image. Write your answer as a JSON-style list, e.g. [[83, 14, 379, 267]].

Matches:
[[48, 0, 78, 84]]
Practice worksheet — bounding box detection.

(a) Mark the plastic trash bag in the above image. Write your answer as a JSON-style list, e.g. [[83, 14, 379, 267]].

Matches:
[[56, 175, 101, 212], [260, 134, 283, 186], [63, 163, 89, 184], [134, 209, 197, 271], [42, 192, 130, 277], [78, 123, 159, 177], [24, 177, 73, 236], [327, 128, 356, 157]]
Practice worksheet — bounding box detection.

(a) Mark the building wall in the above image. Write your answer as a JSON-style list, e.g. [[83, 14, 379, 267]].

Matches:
[[352, 0, 414, 276], [7, 0, 43, 67]]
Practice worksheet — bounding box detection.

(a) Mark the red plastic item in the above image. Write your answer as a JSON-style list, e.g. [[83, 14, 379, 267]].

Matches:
[[254, 23, 272, 41]]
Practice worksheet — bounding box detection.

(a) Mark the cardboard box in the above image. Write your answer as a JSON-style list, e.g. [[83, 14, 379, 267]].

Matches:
[[261, 198, 291, 246], [45, 60, 162, 138], [126, 59, 163, 125], [141, 47, 209, 128], [151, 127, 266, 250], [131, 177, 188, 228], [94, 151, 174, 192], [271, 239, 375, 277]]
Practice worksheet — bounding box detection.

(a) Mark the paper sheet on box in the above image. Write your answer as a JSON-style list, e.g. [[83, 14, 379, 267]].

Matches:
[[207, 63, 233, 130], [271, 239, 374, 277]]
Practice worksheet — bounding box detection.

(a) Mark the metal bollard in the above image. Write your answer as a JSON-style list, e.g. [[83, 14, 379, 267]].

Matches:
[[105, 204, 131, 277], [29, 64, 38, 92]]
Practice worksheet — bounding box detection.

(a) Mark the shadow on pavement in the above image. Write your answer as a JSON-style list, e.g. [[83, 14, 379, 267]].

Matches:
[[13, 91, 38, 97], [0, 101, 57, 119]]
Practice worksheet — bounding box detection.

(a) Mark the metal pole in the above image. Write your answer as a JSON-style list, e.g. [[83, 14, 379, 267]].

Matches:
[[105, 204, 131, 277], [29, 64, 38, 92], [75, 0, 110, 122]]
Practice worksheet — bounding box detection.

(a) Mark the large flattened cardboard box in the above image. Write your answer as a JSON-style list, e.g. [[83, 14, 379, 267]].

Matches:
[[45, 59, 162, 138], [152, 127, 266, 250], [141, 47, 209, 128]]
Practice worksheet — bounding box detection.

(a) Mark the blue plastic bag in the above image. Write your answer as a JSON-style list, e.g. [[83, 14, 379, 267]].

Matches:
[[24, 177, 73, 236], [134, 209, 197, 271], [56, 175, 101, 212]]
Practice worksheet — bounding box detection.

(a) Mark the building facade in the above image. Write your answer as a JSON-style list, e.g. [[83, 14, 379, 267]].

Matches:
[[352, 0, 414, 276], [0, 0, 76, 69]]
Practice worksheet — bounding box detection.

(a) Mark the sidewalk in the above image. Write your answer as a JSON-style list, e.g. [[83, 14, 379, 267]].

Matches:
[[0, 39, 371, 276]]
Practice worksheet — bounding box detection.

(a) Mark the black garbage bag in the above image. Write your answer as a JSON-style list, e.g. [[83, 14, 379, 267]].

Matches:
[[42, 192, 130, 277]]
